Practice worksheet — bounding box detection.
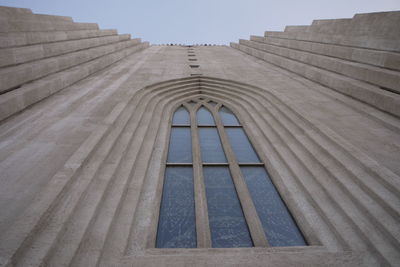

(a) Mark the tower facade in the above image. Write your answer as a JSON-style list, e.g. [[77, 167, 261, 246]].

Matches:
[[0, 6, 399, 266]]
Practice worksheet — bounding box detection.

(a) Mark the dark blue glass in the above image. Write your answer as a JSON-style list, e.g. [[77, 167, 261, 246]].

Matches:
[[172, 106, 190, 125], [203, 167, 253, 248], [156, 167, 197, 248], [167, 128, 192, 163], [241, 167, 306, 246], [219, 107, 240, 126], [198, 128, 227, 163], [197, 107, 215, 125], [225, 128, 260, 163]]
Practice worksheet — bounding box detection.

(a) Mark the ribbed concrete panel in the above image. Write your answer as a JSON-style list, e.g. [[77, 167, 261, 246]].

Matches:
[[232, 10, 400, 118], [249, 35, 400, 71], [0, 6, 149, 122], [0, 38, 143, 93], [0, 76, 398, 266], [265, 11, 400, 52], [0, 29, 119, 49], [238, 39, 400, 92], [0, 34, 132, 68]]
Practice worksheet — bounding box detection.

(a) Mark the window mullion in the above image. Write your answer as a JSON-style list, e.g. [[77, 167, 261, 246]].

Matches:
[[190, 108, 212, 248], [211, 109, 270, 247]]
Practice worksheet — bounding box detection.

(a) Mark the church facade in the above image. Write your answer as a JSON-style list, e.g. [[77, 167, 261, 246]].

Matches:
[[0, 6, 399, 266]]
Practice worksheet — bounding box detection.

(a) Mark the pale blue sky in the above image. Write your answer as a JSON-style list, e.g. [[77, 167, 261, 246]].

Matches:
[[1, 0, 400, 45]]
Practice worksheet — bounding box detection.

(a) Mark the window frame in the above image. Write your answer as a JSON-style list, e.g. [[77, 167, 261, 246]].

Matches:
[[149, 97, 309, 249]]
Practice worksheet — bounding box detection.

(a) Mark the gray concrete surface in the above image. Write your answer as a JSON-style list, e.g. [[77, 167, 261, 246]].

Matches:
[[0, 6, 399, 267]]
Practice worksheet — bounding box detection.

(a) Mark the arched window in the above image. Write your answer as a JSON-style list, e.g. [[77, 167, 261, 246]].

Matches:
[[156, 99, 307, 248]]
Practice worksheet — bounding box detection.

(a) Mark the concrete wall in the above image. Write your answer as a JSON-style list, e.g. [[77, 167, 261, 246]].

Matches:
[[231, 11, 400, 118], [0, 6, 399, 267], [0, 6, 149, 122]]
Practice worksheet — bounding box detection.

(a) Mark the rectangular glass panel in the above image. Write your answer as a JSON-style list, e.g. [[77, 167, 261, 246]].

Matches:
[[198, 128, 227, 163], [241, 167, 306, 246], [167, 127, 192, 163], [156, 167, 197, 248], [225, 128, 260, 163], [203, 166, 253, 248]]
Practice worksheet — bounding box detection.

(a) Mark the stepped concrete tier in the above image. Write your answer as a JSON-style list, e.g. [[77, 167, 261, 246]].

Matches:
[[0, 6, 149, 121], [0, 6, 399, 267], [231, 11, 400, 118]]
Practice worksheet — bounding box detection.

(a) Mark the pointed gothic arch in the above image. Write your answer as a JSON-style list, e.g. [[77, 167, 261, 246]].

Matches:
[[125, 76, 352, 256], [156, 97, 307, 248]]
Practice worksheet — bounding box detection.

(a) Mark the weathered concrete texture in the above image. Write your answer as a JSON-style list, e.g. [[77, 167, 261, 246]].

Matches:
[[273, 11, 400, 52], [0, 6, 399, 267], [231, 11, 400, 117], [0, 6, 149, 121]]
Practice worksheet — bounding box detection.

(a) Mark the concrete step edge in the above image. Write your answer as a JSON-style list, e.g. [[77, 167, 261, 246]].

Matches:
[[0, 6, 32, 16], [0, 38, 143, 93], [0, 19, 99, 33], [0, 34, 134, 68], [0, 42, 149, 122], [250, 35, 400, 72], [232, 42, 400, 117], [239, 39, 400, 93], [0, 29, 119, 49], [0, 13, 73, 22], [263, 30, 400, 53]]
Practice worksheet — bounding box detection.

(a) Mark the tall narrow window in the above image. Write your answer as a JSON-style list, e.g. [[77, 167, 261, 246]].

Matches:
[[156, 100, 307, 249], [219, 107, 306, 247], [156, 106, 196, 248], [197, 107, 252, 248], [203, 166, 253, 248]]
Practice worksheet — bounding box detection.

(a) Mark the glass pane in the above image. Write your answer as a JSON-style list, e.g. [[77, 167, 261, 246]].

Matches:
[[241, 167, 306, 246], [167, 128, 192, 163], [156, 167, 196, 248], [197, 107, 215, 125], [219, 107, 240, 126], [172, 106, 190, 125], [203, 166, 253, 248], [225, 128, 260, 163], [198, 128, 227, 163]]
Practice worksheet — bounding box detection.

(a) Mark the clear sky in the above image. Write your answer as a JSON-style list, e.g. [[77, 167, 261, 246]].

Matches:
[[1, 0, 399, 45]]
